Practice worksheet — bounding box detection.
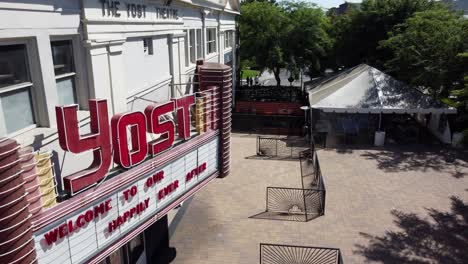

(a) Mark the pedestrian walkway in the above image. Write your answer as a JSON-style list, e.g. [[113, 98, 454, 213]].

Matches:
[[170, 134, 468, 263]]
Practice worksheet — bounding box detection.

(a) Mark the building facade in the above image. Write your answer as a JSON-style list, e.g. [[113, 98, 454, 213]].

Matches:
[[0, 0, 238, 263]]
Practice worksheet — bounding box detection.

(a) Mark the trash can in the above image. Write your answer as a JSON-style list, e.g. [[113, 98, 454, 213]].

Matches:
[[374, 131, 386, 146], [452, 132, 464, 148]]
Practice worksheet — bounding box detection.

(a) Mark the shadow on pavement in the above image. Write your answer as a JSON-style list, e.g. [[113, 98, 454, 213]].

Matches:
[[360, 146, 468, 178], [244, 155, 301, 162], [354, 195, 468, 264], [249, 210, 320, 222]]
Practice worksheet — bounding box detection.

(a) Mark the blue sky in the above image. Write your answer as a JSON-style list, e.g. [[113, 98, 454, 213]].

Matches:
[[306, 0, 362, 9]]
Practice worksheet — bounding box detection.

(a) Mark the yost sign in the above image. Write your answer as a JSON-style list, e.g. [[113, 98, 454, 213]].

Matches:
[[56, 95, 195, 194]]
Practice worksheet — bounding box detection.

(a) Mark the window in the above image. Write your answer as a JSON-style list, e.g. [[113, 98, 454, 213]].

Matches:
[[206, 28, 217, 54], [186, 29, 203, 65], [189, 29, 196, 64], [128, 234, 144, 264], [196, 29, 202, 59], [0, 44, 35, 134], [143, 38, 153, 55], [105, 247, 125, 264], [51, 40, 77, 106], [101, 234, 145, 264], [225, 31, 234, 49]]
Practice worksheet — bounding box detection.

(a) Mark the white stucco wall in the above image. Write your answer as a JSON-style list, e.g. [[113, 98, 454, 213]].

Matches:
[[220, 12, 236, 26], [0, 1, 83, 130], [1, 0, 238, 195], [124, 36, 172, 98], [180, 3, 203, 27]]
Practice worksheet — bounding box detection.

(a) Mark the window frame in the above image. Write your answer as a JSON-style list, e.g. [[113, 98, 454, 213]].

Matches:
[[51, 39, 78, 106], [50, 35, 87, 108], [101, 233, 146, 264], [188, 29, 196, 65], [196, 29, 202, 60], [185, 28, 203, 67], [224, 30, 234, 50], [0, 40, 39, 136], [206, 27, 217, 55], [143, 37, 154, 56]]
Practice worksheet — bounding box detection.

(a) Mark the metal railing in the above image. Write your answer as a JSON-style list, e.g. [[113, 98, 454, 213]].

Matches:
[[252, 136, 327, 221], [300, 149, 323, 188], [257, 136, 310, 158], [260, 243, 343, 264], [299, 144, 326, 213], [250, 186, 325, 222]]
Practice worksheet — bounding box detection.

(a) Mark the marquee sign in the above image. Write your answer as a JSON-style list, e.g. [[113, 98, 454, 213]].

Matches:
[[34, 137, 219, 264], [56, 95, 195, 195], [0, 61, 231, 264], [30, 90, 222, 264]]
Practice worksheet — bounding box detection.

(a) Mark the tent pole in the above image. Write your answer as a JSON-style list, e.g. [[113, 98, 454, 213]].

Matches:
[[310, 107, 314, 145], [378, 112, 382, 131], [310, 108, 313, 142]]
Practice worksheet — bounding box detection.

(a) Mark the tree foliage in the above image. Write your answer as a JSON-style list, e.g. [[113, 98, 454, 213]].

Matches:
[[241, 0, 276, 4], [446, 53, 468, 110], [328, 0, 444, 68], [327, 5, 359, 69], [239, 1, 290, 86], [238, 1, 331, 86], [239, 0, 468, 138], [443, 52, 468, 139], [380, 8, 468, 98], [326, 0, 468, 137], [281, 1, 333, 78]]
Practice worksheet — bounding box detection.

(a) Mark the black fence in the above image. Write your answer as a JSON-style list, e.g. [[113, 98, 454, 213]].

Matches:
[[236, 86, 306, 103], [260, 243, 343, 264], [232, 114, 304, 136], [257, 136, 310, 158], [300, 148, 323, 189], [299, 144, 326, 215], [252, 137, 326, 222], [250, 187, 325, 222]]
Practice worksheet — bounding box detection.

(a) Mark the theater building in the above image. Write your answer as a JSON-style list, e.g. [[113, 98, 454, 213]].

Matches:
[[0, 0, 238, 263]]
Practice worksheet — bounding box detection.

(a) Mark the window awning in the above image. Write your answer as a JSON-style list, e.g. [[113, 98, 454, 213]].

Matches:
[[309, 64, 457, 114]]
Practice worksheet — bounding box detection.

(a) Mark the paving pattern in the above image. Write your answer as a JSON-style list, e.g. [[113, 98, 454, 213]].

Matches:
[[170, 134, 468, 263]]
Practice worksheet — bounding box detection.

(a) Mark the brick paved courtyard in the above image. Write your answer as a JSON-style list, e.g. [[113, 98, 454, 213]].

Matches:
[[169, 134, 468, 263]]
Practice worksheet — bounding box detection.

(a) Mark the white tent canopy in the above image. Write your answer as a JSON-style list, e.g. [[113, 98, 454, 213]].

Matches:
[[309, 64, 457, 114]]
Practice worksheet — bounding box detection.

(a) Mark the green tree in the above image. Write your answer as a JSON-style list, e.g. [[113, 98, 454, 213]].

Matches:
[[443, 52, 468, 141], [327, 5, 359, 68], [448, 52, 468, 109], [242, 0, 276, 4], [281, 1, 333, 77], [328, 0, 444, 68], [239, 1, 333, 86], [239, 1, 290, 86], [380, 8, 468, 98]]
